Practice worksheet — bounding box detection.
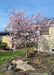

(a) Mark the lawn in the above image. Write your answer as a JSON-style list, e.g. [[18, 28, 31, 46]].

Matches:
[[0, 46, 35, 64], [0, 48, 24, 64]]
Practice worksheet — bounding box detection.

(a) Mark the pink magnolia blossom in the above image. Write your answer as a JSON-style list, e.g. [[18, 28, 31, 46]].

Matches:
[[5, 9, 54, 52]]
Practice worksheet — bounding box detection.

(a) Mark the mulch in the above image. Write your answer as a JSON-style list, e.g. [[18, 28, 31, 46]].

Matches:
[[0, 52, 54, 75]]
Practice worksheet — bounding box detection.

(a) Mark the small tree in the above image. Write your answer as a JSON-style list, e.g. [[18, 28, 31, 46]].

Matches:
[[5, 9, 53, 57]]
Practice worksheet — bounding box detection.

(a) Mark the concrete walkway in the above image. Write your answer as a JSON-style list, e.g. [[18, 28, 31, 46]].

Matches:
[[0, 50, 7, 52]]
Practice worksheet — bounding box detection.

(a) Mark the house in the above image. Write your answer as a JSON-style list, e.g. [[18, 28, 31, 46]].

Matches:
[[39, 27, 54, 53], [0, 31, 12, 49]]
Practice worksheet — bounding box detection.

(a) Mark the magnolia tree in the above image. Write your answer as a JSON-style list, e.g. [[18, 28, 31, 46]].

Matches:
[[5, 9, 32, 56], [5, 9, 53, 57]]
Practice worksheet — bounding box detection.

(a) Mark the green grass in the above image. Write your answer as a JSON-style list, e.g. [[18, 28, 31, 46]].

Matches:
[[0, 46, 36, 64], [0, 48, 24, 64], [43, 73, 48, 75], [50, 56, 53, 60]]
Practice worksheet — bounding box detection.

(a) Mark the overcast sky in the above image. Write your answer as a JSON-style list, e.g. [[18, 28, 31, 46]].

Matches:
[[0, 0, 54, 31]]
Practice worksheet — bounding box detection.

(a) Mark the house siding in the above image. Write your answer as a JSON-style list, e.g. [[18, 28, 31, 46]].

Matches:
[[2, 36, 12, 49], [39, 27, 54, 53]]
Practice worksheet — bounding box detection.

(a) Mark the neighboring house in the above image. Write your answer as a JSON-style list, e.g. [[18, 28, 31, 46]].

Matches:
[[0, 31, 12, 49], [39, 27, 54, 53]]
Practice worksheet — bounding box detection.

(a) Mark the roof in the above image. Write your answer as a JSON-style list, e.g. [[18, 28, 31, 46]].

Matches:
[[0, 31, 9, 35]]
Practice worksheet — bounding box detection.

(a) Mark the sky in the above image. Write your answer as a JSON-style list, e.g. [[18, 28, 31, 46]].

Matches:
[[0, 0, 54, 31]]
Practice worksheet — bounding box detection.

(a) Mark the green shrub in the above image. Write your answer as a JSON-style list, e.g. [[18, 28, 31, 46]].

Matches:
[[50, 56, 53, 60], [47, 60, 50, 63], [1, 42, 7, 49]]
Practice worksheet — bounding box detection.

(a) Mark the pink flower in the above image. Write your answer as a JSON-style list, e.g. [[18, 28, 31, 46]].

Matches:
[[9, 62, 12, 65], [23, 72, 26, 75], [23, 58, 25, 61], [15, 67, 18, 70], [13, 63, 16, 65]]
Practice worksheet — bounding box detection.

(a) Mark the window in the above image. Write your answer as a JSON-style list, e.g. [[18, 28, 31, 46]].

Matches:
[[40, 30, 49, 35], [52, 49, 54, 52], [51, 48, 54, 53]]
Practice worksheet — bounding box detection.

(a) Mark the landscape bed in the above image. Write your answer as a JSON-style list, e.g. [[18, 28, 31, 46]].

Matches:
[[0, 50, 54, 75]]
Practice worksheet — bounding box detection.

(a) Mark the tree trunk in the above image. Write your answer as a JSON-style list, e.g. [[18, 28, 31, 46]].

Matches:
[[25, 38, 27, 57]]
